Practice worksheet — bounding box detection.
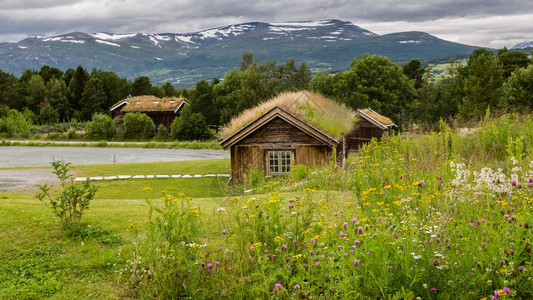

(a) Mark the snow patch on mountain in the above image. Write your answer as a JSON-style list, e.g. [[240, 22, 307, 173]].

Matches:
[[270, 20, 332, 27], [90, 33, 137, 40], [511, 41, 533, 49], [95, 39, 120, 47], [175, 35, 195, 43], [197, 24, 255, 39]]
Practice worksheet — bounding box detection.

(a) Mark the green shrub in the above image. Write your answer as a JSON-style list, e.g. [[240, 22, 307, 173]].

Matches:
[[122, 112, 155, 139], [39, 104, 59, 125], [0, 109, 30, 138], [155, 124, 169, 140], [63, 127, 77, 139], [170, 106, 211, 141], [36, 161, 98, 230], [290, 164, 309, 181], [86, 113, 116, 140]]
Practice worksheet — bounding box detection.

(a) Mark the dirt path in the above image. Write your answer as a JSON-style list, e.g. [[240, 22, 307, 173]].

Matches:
[[0, 168, 56, 193]]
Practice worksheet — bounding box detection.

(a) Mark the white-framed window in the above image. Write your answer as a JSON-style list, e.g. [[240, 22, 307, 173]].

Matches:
[[267, 150, 292, 175]]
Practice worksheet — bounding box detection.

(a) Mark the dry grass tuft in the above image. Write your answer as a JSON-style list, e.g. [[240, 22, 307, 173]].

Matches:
[[118, 96, 187, 112], [219, 91, 358, 140], [360, 108, 394, 125]]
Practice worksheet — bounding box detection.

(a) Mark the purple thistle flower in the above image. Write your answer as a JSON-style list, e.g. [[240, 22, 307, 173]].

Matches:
[[288, 204, 294, 209], [353, 259, 360, 266], [340, 231, 345, 237], [273, 283, 283, 293], [352, 217, 357, 223], [264, 249, 269, 254], [430, 288, 437, 292], [215, 261, 220, 266], [294, 284, 301, 290], [293, 239, 298, 244], [187, 269, 192, 273], [356, 226, 364, 235], [282, 244, 288, 251], [503, 287, 511, 294], [201, 262, 205, 267], [499, 259, 505, 265], [354, 240, 361, 245], [519, 266, 525, 271], [418, 180, 425, 187], [511, 179, 517, 186], [222, 229, 227, 235], [207, 263, 213, 270], [315, 261, 321, 267], [343, 222, 348, 229]]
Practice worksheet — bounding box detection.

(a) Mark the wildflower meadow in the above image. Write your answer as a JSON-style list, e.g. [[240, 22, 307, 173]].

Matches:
[[121, 114, 533, 299], [2, 114, 533, 299]]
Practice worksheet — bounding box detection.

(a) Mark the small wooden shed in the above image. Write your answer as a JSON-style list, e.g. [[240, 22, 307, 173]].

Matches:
[[219, 91, 357, 181], [346, 108, 397, 152], [110, 95, 188, 130]]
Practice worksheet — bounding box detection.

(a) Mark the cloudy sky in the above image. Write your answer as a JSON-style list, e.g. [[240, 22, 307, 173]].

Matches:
[[1, 0, 532, 48]]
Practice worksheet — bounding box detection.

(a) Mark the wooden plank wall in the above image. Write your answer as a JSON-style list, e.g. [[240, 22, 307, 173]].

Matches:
[[231, 145, 331, 180], [346, 118, 385, 152]]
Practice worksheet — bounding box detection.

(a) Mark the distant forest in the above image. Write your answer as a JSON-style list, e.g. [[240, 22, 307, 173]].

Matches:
[[1, 47, 532, 132]]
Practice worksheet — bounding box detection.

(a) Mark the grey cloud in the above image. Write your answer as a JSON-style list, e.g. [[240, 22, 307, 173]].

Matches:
[[0, 0, 532, 48]]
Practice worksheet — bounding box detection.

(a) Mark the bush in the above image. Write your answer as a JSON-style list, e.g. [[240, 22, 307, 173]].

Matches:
[[170, 106, 211, 141], [86, 113, 115, 140], [155, 124, 169, 140], [63, 127, 77, 139], [35, 160, 98, 230], [122, 112, 156, 139], [0, 109, 30, 138], [39, 104, 59, 125]]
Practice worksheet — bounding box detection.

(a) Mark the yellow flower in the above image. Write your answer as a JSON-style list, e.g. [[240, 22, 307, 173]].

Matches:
[[142, 187, 152, 192]]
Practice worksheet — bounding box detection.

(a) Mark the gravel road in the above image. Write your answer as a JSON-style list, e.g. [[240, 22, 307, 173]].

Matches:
[[0, 146, 229, 191]]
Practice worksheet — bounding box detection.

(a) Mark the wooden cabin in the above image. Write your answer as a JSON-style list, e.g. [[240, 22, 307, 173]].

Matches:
[[219, 91, 356, 181], [110, 95, 188, 130], [345, 108, 397, 152]]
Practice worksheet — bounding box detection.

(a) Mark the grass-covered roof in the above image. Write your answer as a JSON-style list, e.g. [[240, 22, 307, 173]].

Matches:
[[116, 96, 187, 112], [219, 91, 358, 140], [359, 108, 394, 126]]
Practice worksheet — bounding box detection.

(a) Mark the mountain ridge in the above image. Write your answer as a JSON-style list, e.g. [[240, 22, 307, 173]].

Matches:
[[0, 19, 480, 87]]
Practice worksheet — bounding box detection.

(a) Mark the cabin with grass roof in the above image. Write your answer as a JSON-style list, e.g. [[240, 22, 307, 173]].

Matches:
[[111, 95, 188, 130], [219, 91, 358, 181], [346, 108, 397, 152]]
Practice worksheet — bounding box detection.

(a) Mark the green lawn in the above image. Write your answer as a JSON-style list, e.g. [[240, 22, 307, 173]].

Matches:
[[71, 158, 230, 177], [0, 158, 232, 298]]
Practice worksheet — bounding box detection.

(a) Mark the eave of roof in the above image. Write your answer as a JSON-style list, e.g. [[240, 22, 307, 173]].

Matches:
[[220, 106, 339, 149], [357, 109, 397, 130]]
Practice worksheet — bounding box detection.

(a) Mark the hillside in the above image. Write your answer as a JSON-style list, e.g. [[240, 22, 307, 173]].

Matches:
[[0, 19, 479, 87]]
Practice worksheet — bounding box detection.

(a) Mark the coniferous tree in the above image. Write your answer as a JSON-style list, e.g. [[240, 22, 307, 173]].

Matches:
[[132, 76, 152, 96], [46, 78, 70, 121], [68, 66, 89, 113], [459, 49, 504, 120]]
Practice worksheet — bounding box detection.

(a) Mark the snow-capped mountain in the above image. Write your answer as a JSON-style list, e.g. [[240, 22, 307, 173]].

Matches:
[[511, 41, 533, 50], [0, 19, 478, 87]]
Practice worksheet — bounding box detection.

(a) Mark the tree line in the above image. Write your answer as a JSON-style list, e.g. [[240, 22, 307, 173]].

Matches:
[[1, 48, 532, 139]]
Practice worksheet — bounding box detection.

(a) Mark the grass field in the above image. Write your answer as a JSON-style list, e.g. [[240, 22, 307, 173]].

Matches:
[[2, 115, 533, 298], [0, 158, 232, 299]]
